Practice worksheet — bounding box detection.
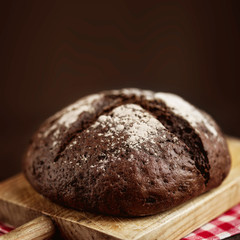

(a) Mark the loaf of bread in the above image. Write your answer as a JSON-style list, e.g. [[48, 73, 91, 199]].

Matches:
[[23, 88, 231, 217]]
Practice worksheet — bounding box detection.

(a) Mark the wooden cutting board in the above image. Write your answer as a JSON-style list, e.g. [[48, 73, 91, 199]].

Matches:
[[0, 138, 240, 240]]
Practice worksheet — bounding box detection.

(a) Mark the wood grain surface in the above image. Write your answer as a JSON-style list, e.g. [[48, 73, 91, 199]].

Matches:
[[0, 216, 55, 240], [0, 138, 240, 240]]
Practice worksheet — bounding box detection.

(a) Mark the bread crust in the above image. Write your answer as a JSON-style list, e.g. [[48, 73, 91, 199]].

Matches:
[[23, 88, 231, 216]]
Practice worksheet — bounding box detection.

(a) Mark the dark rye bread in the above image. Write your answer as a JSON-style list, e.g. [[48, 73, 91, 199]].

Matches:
[[23, 89, 231, 217]]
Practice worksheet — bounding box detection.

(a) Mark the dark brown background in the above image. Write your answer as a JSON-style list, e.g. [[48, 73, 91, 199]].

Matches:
[[1, 0, 240, 181]]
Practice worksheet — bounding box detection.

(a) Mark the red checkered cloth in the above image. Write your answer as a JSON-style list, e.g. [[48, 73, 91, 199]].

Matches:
[[0, 222, 14, 236], [0, 204, 240, 239], [182, 203, 240, 240]]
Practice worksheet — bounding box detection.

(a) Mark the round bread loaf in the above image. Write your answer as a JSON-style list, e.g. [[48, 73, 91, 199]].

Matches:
[[23, 88, 231, 217]]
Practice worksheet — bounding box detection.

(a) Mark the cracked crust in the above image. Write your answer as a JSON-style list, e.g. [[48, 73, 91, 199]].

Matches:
[[23, 88, 231, 216]]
